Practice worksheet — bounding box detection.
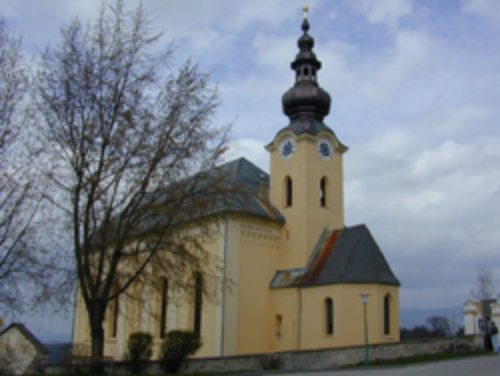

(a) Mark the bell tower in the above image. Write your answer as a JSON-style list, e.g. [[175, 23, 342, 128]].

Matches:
[[266, 7, 348, 269]]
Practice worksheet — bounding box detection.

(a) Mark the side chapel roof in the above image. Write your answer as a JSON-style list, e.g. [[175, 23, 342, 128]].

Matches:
[[270, 224, 400, 288]]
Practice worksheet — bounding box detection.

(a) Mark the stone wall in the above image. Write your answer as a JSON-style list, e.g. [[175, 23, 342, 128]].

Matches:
[[46, 336, 483, 374], [184, 336, 482, 373]]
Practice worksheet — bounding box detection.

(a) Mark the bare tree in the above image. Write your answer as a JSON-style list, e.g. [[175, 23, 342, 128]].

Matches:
[[426, 315, 451, 337], [0, 19, 53, 315], [472, 267, 496, 300], [34, 1, 234, 361]]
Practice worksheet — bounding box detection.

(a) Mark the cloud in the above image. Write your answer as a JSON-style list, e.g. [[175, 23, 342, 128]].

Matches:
[[4, 0, 500, 314], [411, 141, 471, 179], [349, 0, 412, 27], [359, 29, 435, 102], [218, 73, 287, 140], [367, 129, 415, 157], [226, 138, 268, 171], [345, 123, 500, 308], [252, 33, 296, 75], [462, 0, 500, 25], [437, 106, 497, 139]]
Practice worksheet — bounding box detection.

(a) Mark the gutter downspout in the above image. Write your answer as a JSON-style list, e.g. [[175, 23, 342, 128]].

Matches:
[[297, 287, 303, 350], [220, 218, 229, 356]]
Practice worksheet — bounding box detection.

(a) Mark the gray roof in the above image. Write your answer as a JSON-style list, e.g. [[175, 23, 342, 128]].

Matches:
[[304, 224, 400, 286], [128, 158, 284, 237], [210, 158, 285, 223], [270, 268, 305, 288], [0, 322, 49, 354], [271, 224, 400, 288]]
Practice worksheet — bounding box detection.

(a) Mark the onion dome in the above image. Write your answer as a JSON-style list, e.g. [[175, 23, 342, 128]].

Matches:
[[282, 7, 331, 124]]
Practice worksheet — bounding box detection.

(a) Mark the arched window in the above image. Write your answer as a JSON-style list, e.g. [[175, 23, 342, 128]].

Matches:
[[159, 277, 169, 339], [275, 314, 283, 339], [384, 294, 391, 335], [325, 298, 334, 335], [320, 176, 327, 207], [194, 272, 203, 338], [285, 176, 293, 207]]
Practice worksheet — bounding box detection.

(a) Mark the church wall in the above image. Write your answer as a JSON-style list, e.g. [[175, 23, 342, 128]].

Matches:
[[233, 215, 282, 355], [72, 221, 230, 360], [215, 216, 241, 356], [270, 288, 300, 352], [149, 222, 225, 358], [71, 291, 91, 356], [299, 284, 399, 350], [72, 210, 400, 359]]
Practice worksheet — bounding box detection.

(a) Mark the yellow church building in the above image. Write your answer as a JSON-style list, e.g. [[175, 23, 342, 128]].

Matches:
[[72, 12, 400, 359]]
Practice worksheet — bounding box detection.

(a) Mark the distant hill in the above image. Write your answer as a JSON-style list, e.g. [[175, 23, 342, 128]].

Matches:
[[400, 306, 463, 328], [42, 332, 72, 343], [46, 342, 72, 365]]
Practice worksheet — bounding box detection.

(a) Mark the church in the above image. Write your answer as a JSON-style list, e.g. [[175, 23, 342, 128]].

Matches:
[[72, 11, 400, 359]]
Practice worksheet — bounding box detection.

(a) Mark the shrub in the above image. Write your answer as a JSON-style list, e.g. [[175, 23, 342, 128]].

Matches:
[[160, 330, 202, 373], [126, 332, 153, 374]]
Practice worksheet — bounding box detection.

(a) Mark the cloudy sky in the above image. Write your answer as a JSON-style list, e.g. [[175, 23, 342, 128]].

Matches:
[[2, 0, 500, 335]]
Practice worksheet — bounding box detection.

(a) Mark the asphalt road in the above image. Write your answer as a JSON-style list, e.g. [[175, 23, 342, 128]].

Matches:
[[269, 355, 500, 376]]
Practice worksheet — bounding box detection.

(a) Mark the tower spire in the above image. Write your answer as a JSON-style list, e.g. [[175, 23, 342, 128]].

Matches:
[[302, 5, 309, 22], [281, 7, 331, 133]]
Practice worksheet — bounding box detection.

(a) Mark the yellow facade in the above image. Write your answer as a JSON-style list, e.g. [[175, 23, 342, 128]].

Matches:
[[267, 130, 346, 269], [73, 212, 400, 358], [72, 13, 400, 360]]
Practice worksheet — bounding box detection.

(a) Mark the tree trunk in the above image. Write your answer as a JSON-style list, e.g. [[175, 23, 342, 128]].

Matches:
[[89, 304, 106, 374]]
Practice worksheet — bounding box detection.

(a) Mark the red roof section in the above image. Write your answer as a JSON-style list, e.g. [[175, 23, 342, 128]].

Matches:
[[301, 229, 342, 285]]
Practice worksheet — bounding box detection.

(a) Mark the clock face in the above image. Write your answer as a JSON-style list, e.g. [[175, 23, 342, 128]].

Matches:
[[317, 138, 333, 160], [279, 137, 296, 160]]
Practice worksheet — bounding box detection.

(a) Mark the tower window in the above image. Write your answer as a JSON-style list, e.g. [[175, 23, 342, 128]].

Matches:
[[320, 176, 327, 207], [285, 176, 293, 207], [325, 298, 334, 335], [384, 294, 391, 335], [304, 66, 310, 78], [194, 272, 203, 338], [159, 277, 168, 338]]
